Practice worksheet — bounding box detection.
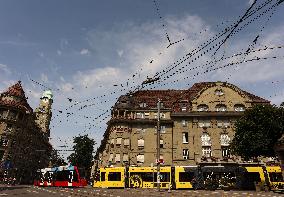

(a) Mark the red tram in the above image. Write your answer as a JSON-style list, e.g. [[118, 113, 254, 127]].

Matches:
[[34, 165, 87, 187]]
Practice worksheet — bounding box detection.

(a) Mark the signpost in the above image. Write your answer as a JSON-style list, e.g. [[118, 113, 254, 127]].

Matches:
[[156, 99, 161, 191]]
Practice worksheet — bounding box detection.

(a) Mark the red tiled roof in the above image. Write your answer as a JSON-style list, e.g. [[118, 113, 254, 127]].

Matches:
[[114, 82, 269, 110], [0, 81, 33, 113]]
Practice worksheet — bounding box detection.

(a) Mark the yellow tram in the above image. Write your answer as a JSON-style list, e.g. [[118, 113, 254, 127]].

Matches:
[[93, 165, 284, 190]]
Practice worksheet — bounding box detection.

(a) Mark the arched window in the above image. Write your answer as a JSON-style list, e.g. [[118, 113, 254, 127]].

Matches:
[[197, 104, 209, 112], [216, 104, 227, 112], [234, 104, 245, 112], [220, 134, 230, 146]]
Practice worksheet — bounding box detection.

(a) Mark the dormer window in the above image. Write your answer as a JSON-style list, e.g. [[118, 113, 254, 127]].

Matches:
[[197, 104, 209, 112], [139, 103, 147, 108], [215, 89, 224, 96], [234, 104, 245, 112], [216, 104, 227, 112]]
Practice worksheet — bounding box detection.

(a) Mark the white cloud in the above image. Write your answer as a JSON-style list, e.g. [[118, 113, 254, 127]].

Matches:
[[0, 64, 11, 74], [57, 50, 62, 56], [74, 66, 122, 89], [117, 50, 124, 57], [80, 48, 90, 55], [40, 73, 48, 83]]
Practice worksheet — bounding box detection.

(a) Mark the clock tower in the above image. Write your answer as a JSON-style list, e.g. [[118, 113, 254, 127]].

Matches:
[[35, 90, 53, 137]]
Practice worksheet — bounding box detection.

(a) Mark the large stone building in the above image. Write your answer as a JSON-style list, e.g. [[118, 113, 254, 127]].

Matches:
[[94, 81, 270, 169], [0, 81, 53, 183]]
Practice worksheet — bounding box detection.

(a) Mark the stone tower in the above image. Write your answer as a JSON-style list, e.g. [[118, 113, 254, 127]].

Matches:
[[35, 90, 53, 137]]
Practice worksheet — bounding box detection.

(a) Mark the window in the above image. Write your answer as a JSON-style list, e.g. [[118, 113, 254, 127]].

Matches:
[[124, 139, 130, 146], [215, 89, 224, 96], [197, 104, 209, 112], [136, 112, 144, 119], [101, 172, 106, 181], [182, 120, 187, 127], [216, 104, 227, 112], [160, 113, 166, 119], [144, 112, 150, 118], [183, 149, 189, 160], [115, 154, 120, 162], [182, 132, 188, 144], [154, 113, 165, 119], [108, 172, 121, 181], [1, 137, 8, 147], [269, 172, 284, 182], [109, 154, 113, 162], [123, 154, 129, 162], [160, 140, 164, 148], [222, 146, 230, 157], [160, 125, 166, 133], [220, 134, 230, 146], [181, 106, 187, 112], [8, 110, 17, 119], [234, 104, 245, 112], [217, 119, 230, 128], [198, 120, 211, 128], [201, 133, 211, 146], [139, 103, 147, 108], [116, 138, 122, 145], [202, 147, 211, 157], [179, 172, 195, 182], [138, 139, 144, 148], [137, 154, 144, 163]]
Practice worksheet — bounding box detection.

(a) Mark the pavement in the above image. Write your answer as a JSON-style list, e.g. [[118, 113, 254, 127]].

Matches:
[[0, 185, 284, 196]]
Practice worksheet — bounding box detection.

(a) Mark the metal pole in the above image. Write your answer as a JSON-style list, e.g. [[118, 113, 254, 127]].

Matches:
[[156, 99, 161, 191]]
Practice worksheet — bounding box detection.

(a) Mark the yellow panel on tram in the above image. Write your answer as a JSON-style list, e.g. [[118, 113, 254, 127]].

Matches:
[[93, 167, 125, 188], [128, 167, 171, 189], [174, 166, 197, 189]]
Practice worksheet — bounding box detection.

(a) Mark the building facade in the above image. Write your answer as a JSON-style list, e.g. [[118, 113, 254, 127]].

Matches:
[[94, 81, 270, 169], [0, 81, 53, 183]]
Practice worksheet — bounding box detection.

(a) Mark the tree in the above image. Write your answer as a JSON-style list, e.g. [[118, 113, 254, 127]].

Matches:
[[231, 104, 284, 159], [67, 134, 95, 179], [49, 149, 67, 166]]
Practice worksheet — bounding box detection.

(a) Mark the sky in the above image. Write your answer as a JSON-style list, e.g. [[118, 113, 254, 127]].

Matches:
[[0, 0, 284, 160]]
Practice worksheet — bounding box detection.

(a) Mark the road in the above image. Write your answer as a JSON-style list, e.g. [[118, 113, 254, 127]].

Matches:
[[0, 185, 284, 196]]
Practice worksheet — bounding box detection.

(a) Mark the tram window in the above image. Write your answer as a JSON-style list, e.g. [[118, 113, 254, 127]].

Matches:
[[153, 172, 170, 182], [56, 170, 70, 181], [101, 172, 106, 181], [142, 172, 154, 182], [108, 172, 121, 181], [179, 172, 194, 182], [269, 172, 284, 182]]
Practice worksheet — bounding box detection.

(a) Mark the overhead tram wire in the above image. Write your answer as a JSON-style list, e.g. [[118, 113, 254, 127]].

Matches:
[[153, 1, 281, 82], [154, 0, 278, 80], [145, 54, 284, 91]]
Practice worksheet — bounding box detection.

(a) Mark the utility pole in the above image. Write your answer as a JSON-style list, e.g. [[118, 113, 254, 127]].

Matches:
[[156, 99, 161, 191]]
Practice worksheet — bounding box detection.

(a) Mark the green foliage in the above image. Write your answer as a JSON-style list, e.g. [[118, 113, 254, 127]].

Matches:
[[50, 149, 67, 166], [231, 104, 284, 159], [67, 134, 95, 171]]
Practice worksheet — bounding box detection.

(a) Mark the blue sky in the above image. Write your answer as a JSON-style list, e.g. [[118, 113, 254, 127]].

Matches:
[[0, 0, 284, 160]]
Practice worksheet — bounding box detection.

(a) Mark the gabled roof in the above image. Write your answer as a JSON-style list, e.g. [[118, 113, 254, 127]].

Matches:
[[0, 81, 33, 113]]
